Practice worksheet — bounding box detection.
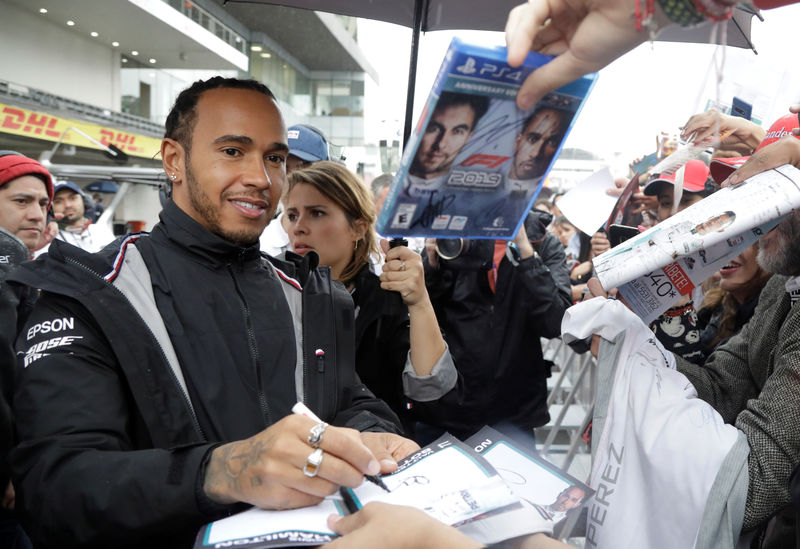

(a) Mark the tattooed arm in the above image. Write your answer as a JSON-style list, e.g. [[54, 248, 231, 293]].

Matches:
[[203, 414, 383, 509]]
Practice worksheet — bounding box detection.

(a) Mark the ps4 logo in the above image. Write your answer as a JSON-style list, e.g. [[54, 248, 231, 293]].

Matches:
[[456, 57, 523, 82], [456, 57, 477, 75]]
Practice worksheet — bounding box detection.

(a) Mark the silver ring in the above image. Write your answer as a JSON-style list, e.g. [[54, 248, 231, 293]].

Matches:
[[399, 261, 406, 271], [307, 421, 328, 448], [303, 448, 324, 477]]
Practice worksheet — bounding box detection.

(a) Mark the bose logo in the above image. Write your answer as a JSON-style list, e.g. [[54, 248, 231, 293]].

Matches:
[[27, 317, 75, 340], [24, 336, 83, 368], [25, 335, 83, 355], [23, 336, 83, 367]]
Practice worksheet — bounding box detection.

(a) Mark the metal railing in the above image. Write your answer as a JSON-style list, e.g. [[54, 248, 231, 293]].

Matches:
[[538, 337, 598, 544], [539, 338, 596, 473]]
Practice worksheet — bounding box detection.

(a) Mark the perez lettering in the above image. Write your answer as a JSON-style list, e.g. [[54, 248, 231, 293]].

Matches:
[[586, 443, 624, 547]]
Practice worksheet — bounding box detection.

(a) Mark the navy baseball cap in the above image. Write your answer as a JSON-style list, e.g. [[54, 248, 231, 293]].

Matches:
[[287, 125, 329, 163], [54, 180, 83, 196]]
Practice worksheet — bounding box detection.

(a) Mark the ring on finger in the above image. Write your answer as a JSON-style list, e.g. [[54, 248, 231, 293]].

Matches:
[[307, 421, 328, 448], [399, 260, 406, 271], [303, 448, 324, 477]]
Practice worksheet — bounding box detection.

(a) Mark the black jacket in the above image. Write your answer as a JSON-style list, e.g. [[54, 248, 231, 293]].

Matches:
[[352, 264, 412, 428], [423, 232, 572, 438], [350, 264, 461, 436], [8, 201, 401, 548], [0, 227, 32, 490]]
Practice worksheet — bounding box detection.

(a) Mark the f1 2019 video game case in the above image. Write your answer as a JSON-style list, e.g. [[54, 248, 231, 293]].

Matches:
[[376, 38, 596, 239]]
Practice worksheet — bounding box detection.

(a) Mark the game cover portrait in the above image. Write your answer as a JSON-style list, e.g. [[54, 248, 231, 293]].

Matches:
[[387, 92, 580, 238]]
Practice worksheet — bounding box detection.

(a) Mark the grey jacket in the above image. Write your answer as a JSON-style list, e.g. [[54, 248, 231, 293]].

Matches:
[[677, 275, 800, 534]]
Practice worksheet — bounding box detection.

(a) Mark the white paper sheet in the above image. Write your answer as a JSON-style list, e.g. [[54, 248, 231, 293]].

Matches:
[[556, 168, 618, 236]]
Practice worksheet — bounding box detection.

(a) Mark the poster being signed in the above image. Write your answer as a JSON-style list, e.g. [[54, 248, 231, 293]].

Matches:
[[376, 38, 596, 239], [195, 435, 523, 548]]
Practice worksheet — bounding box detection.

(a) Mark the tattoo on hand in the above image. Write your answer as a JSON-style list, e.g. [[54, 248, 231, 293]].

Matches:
[[206, 439, 267, 501], [225, 439, 264, 478]]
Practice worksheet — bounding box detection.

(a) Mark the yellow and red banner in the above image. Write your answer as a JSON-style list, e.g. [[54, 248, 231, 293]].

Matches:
[[0, 102, 161, 159]]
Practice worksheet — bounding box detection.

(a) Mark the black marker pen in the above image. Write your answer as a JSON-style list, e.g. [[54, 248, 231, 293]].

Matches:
[[339, 487, 360, 514]]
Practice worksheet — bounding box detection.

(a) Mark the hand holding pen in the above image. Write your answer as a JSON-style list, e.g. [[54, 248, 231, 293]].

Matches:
[[201, 404, 390, 510], [292, 402, 392, 493]]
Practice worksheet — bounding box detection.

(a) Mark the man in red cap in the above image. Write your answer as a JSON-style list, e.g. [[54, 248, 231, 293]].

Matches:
[[0, 151, 54, 254], [642, 158, 714, 222], [0, 151, 54, 548], [636, 159, 715, 363]]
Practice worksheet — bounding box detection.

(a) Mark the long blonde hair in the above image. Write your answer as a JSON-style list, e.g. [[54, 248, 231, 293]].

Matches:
[[286, 161, 378, 283]]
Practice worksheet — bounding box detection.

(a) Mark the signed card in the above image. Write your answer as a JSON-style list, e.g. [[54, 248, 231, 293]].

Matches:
[[466, 427, 593, 526], [347, 436, 519, 527]]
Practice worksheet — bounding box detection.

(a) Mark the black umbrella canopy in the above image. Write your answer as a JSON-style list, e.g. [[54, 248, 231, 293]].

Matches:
[[224, 0, 523, 143], [658, 6, 759, 52], [224, 0, 757, 142], [224, 0, 522, 32], [224, 0, 757, 47]]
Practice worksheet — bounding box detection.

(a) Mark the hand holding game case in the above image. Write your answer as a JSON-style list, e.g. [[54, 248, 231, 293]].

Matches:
[[376, 38, 596, 240]]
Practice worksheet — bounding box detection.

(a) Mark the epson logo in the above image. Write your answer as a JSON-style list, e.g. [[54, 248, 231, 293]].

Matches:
[[456, 57, 524, 82], [27, 317, 75, 340]]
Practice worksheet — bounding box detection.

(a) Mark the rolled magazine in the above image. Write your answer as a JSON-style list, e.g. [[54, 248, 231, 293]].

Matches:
[[592, 164, 800, 323]]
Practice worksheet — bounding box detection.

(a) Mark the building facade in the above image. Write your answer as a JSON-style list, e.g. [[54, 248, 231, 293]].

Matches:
[[0, 0, 374, 228]]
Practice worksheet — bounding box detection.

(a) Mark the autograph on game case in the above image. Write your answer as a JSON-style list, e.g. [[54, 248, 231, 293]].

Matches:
[[410, 192, 457, 229]]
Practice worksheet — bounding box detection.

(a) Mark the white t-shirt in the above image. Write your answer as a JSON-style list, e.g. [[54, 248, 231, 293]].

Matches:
[[259, 211, 290, 257], [36, 220, 115, 256], [59, 222, 115, 253]]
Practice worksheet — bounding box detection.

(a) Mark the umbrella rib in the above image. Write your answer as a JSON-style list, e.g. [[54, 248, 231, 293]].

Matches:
[[732, 16, 757, 54]]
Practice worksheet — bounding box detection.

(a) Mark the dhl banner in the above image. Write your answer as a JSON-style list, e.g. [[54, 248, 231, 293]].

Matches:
[[0, 102, 161, 159]]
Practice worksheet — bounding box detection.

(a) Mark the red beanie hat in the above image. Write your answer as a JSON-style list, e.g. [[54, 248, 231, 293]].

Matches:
[[0, 151, 54, 205]]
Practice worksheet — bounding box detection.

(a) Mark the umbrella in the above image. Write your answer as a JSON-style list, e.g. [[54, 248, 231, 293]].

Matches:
[[225, 0, 758, 143], [658, 5, 760, 53], [226, 0, 520, 143]]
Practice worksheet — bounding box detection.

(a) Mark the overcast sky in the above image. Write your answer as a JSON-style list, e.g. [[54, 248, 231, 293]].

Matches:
[[358, 3, 800, 176]]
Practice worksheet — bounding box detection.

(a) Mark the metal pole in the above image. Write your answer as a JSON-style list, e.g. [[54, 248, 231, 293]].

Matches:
[[402, 0, 426, 148]]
